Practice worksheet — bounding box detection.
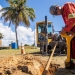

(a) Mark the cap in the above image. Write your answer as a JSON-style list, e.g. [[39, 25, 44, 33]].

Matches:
[[49, 5, 57, 15]]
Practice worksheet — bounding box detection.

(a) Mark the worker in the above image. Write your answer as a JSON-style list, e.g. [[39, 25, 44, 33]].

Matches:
[[49, 2, 75, 74]]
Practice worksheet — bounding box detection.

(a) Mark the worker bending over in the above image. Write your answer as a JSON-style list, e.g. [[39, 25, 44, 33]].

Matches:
[[49, 2, 75, 74]]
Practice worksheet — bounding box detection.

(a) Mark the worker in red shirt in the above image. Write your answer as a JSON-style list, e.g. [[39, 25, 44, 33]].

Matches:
[[49, 2, 75, 74]]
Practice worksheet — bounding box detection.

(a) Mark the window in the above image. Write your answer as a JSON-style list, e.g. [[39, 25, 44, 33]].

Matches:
[[47, 24, 53, 33]]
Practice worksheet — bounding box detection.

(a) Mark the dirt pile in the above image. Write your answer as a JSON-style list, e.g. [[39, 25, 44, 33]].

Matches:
[[0, 54, 59, 75]]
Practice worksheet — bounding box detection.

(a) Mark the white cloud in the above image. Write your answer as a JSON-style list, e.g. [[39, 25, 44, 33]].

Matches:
[[0, 21, 36, 46], [0, 22, 16, 46], [17, 26, 36, 46]]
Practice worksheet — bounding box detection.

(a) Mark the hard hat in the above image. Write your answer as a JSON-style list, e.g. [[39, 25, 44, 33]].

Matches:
[[49, 5, 57, 15]]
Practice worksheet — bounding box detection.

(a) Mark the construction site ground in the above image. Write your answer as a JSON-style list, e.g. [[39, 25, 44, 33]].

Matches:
[[0, 50, 75, 75]]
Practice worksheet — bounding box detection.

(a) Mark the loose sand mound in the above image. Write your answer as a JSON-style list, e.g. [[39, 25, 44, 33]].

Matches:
[[0, 54, 59, 75]]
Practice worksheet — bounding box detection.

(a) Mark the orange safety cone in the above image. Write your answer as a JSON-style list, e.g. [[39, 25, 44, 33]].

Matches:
[[21, 46, 26, 54]]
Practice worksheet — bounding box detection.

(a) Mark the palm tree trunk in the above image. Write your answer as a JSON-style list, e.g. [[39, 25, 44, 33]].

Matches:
[[15, 25, 19, 49], [0, 39, 2, 46]]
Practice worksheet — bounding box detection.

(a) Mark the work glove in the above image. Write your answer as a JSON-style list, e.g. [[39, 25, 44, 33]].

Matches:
[[60, 28, 66, 34]]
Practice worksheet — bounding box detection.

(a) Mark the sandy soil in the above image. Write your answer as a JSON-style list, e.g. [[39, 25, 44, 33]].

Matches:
[[0, 53, 74, 75]]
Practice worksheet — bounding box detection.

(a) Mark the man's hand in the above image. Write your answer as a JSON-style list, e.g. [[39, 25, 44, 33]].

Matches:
[[60, 29, 66, 34]]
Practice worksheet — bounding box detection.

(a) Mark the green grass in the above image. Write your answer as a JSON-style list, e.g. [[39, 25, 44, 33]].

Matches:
[[0, 47, 40, 57]]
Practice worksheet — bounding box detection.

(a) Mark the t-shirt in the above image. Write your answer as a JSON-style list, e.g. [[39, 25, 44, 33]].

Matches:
[[62, 2, 75, 32]]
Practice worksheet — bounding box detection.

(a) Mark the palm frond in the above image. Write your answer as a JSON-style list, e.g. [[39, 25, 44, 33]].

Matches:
[[25, 7, 36, 21], [0, 7, 14, 12], [6, 0, 18, 7], [22, 11, 30, 26]]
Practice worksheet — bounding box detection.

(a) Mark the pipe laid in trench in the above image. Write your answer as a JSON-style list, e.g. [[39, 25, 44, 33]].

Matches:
[[42, 42, 58, 75]]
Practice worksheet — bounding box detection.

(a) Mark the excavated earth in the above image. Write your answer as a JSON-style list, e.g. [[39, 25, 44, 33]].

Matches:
[[0, 53, 74, 75], [0, 54, 59, 75]]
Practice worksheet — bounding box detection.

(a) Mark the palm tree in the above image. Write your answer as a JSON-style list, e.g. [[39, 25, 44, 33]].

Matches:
[[0, 0, 36, 48], [0, 33, 3, 46]]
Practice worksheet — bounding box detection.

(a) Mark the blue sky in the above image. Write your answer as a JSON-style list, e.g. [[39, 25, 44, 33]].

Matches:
[[0, 0, 75, 31], [0, 0, 75, 46]]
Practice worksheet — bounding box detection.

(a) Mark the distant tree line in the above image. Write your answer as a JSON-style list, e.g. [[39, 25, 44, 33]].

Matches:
[[24, 43, 35, 46]]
